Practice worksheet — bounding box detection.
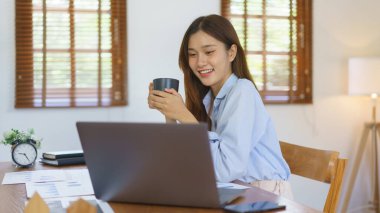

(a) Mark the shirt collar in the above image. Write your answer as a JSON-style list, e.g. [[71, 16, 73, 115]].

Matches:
[[202, 90, 213, 113], [202, 74, 238, 112], [214, 73, 238, 100]]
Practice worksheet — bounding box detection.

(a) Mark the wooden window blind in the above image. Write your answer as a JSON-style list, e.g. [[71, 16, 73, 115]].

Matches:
[[222, 0, 312, 103], [15, 0, 127, 108]]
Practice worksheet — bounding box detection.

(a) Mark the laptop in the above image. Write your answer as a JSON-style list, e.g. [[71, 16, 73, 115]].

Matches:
[[76, 122, 245, 208]]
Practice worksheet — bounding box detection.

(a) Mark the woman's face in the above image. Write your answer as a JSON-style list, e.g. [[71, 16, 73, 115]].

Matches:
[[187, 30, 236, 96]]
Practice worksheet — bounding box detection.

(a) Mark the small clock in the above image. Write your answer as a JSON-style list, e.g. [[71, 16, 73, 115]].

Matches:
[[11, 140, 38, 167]]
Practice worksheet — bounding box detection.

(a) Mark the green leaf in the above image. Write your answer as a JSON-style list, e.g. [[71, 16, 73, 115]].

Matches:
[[1, 128, 42, 148]]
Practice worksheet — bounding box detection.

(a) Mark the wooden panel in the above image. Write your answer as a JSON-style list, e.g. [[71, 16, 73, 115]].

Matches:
[[324, 158, 347, 213], [280, 141, 339, 183]]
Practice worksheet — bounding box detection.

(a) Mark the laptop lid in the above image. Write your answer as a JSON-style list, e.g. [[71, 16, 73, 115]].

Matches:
[[76, 122, 223, 208]]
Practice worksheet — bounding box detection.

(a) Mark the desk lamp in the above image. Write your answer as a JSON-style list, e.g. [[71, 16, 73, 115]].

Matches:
[[342, 57, 380, 212]]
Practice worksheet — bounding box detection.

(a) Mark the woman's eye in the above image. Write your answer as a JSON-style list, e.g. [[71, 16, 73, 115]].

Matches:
[[205, 50, 215, 55], [188, 53, 197, 57]]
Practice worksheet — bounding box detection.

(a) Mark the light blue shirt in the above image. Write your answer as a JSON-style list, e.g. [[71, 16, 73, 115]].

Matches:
[[203, 74, 290, 183]]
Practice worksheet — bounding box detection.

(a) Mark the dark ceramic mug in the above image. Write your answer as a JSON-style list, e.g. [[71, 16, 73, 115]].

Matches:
[[153, 78, 179, 92]]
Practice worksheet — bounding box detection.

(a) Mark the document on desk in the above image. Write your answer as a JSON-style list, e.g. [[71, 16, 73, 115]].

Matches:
[[2, 170, 66, 184], [64, 169, 92, 182], [25, 169, 94, 198], [217, 182, 251, 189]]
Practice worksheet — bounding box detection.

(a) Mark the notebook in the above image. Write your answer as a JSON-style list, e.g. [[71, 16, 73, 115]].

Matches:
[[42, 150, 83, 160], [40, 156, 85, 166], [76, 122, 245, 208]]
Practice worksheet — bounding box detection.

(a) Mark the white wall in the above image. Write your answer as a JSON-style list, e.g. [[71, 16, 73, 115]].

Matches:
[[1, 0, 380, 212]]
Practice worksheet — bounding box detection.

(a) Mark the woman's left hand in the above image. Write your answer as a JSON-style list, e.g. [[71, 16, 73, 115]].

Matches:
[[149, 88, 197, 123]]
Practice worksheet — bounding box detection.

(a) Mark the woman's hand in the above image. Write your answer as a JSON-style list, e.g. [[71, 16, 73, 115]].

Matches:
[[148, 83, 156, 109], [147, 83, 198, 123]]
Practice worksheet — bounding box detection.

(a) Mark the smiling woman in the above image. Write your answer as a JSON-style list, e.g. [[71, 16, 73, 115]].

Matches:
[[15, 0, 127, 108], [148, 14, 292, 199]]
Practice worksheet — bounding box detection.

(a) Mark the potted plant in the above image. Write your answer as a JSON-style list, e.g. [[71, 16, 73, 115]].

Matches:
[[1, 129, 42, 148]]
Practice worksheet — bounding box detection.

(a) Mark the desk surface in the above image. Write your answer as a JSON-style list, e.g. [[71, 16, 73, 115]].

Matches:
[[0, 162, 319, 213]]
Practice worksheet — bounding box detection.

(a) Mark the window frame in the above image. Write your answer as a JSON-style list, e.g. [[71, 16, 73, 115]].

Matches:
[[15, 0, 127, 108], [221, 0, 312, 104]]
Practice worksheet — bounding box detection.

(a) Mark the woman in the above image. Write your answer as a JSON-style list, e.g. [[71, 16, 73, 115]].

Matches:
[[148, 14, 292, 198]]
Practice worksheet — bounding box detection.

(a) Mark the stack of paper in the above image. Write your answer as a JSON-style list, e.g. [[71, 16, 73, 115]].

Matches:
[[3, 169, 93, 198]]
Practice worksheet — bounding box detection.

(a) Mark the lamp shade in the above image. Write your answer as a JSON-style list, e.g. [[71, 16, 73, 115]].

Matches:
[[348, 57, 380, 96]]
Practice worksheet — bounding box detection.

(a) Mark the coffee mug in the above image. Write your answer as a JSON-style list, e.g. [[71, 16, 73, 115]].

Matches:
[[153, 78, 179, 92]]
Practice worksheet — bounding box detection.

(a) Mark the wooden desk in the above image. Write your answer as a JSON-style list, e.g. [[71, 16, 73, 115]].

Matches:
[[0, 162, 319, 213]]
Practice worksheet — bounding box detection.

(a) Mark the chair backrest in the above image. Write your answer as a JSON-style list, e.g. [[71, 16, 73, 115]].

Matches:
[[279, 141, 347, 213]]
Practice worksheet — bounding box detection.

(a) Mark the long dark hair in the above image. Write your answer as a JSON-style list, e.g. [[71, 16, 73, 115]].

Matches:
[[178, 14, 255, 127]]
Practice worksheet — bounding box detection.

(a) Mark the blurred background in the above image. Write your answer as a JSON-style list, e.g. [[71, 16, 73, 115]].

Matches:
[[1, 0, 380, 212]]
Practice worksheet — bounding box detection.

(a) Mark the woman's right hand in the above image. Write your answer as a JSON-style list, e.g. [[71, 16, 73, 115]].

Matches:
[[147, 82, 198, 124], [148, 83, 176, 123], [148, 82, 155, 109]]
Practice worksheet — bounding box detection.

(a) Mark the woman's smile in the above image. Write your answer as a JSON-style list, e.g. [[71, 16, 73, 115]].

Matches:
[[198, 68, 215, 77]]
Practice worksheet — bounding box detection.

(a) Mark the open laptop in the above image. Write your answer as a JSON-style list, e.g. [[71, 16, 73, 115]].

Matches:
[[76, 122, 245, 208]]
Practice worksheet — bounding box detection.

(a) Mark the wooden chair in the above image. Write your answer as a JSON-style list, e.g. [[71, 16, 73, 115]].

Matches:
[[279, 141, 347, 213]]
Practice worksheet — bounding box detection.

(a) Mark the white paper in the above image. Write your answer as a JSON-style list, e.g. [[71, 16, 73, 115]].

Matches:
[[97, 199, 114, 213], [64, 169, 92, 182], [217, 182, 251, 189], [2, 170, 66, 184], [26, 179, 94, 198], [25, 169, 94, 198]]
